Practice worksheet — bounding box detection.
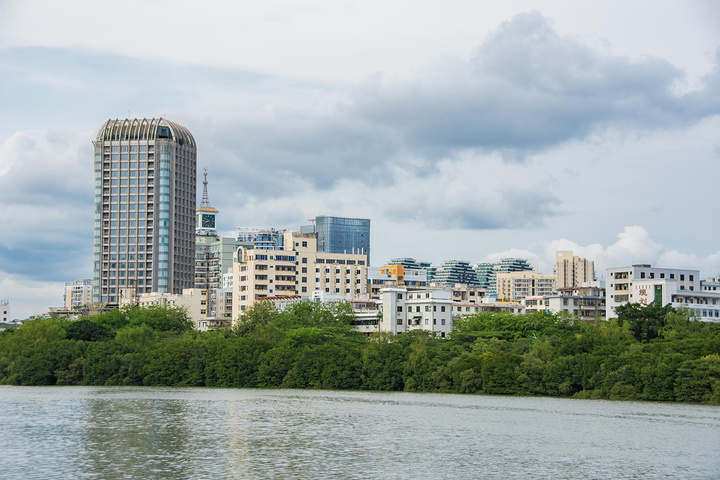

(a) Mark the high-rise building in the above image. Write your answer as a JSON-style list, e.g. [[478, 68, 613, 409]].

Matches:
[[309, 216, 371, 263], [555, 250, 595, 289], [92, 118, 197, 306]]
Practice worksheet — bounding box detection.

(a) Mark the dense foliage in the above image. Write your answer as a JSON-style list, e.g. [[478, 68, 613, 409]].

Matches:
[[1, 302, 719, 404]]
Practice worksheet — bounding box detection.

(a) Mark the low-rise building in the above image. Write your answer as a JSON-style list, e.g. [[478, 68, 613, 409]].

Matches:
[[380, 288, 453, 337], [121, 288, 212, 328], [524, 285, 606, 321], [606, 265, 700, 319], [631, 278, 720, 322]]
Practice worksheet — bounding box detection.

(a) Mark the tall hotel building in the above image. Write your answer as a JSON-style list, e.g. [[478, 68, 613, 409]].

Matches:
[[92, 118, 197, 306]]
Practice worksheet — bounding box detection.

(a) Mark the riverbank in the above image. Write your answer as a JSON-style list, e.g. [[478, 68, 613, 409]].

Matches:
[[1, 302, 718, 404]]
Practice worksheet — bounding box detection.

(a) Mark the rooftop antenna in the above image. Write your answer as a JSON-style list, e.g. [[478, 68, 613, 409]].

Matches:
[[200, 168, 210, 207]]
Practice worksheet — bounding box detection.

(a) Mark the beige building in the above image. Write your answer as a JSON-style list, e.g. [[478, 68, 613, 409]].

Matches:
[[120, 287, 212, 328], [232, 231, 368, 322], [555, 250, 595, 289], [496, 270, 555, 302]]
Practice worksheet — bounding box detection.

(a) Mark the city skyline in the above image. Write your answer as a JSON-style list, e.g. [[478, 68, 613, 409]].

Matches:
[[1, 1, 719, 318]]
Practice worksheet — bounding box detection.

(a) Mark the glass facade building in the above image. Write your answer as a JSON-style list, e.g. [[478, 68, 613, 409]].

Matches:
[[92, 118, 197, 306], [315, 216, 371, 263]]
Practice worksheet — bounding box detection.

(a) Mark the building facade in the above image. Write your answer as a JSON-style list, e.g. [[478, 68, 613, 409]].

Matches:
[[1, 299, 8, 323], [523, 285, 606, 321], [92, 118, 197, 307], [606, 265, 701, 319], [232, 232, 368, 321], [555, 250, 595, 289], [311, 216, 371, 263], [63, 279, 93, 310], [476, 258, 533, 295], [432, 260, 480, 287], [496, 270, 555, 302], [380, 288, 453, 336]]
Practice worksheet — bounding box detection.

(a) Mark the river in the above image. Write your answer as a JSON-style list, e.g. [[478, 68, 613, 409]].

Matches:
[[1, 387, 718, 479]]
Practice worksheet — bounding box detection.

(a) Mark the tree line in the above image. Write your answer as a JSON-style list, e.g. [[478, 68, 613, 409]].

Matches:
[[0, 301, 718, 404]]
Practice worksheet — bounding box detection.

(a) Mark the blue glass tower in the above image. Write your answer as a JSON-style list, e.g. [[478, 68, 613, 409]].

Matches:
[[314, 216, 371, 263]]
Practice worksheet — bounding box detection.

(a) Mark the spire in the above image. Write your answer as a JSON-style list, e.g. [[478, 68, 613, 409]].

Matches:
[[200, 167, 210, 208]]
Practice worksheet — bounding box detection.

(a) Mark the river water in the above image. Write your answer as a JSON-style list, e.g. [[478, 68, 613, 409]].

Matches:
[[1, 387, 718, 479]]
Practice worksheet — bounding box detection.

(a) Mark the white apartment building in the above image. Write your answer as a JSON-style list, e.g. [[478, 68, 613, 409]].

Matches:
[[380, 288, 453, 337], [496, 270, 555, 302], [63, 279, 93, 310], [232, 232, 368, 322], [630, 278, 720, 322], [606, 265, 701, 319], [451, 301, 525, 318], [1, 299, 9, 323], [524, 286, 606, 321]]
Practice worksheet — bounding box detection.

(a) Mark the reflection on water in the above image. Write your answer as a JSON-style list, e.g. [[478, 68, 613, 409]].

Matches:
[[1, 387, 719, 479]]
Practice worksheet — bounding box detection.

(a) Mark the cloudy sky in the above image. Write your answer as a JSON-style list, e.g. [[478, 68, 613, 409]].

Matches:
[[1, 0, 719, 318]]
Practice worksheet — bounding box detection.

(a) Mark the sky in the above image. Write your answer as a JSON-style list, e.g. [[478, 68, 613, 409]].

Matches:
[[1, 0, 719, 319]]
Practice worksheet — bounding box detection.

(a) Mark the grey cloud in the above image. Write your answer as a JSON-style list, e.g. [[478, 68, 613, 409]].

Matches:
[[0, 128, 93, 280], [206, 11, 720, 207], [355, 12, 720, 156]]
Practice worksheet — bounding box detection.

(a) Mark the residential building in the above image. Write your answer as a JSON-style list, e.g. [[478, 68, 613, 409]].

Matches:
[[306, 215, 371, 263], [92, 118, 196, 307], [232, 231, 368, 322], [555, 250, 595, 289], [432, 260, 480, 287], [605, 265, 701, 319], [451, 300, 525, 318], [496, 270, 555, 302], [449, 284, 487, 304], [380, 288, 453, 336], [120, 288, 212, 328], [1, 299, 8, 323], [366, 264, 428, 297], [63, 279, 93, 310], [624, 276, 720, 323], [476, 258, 533, 295], [524, 285, 606, 321], [701, 277, 720, 292], [237, 227, 286, 250], [349, 299, 382, 335]]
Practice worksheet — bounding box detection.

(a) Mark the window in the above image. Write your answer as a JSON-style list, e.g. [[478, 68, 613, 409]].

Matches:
[[397, 306, 403, 312]]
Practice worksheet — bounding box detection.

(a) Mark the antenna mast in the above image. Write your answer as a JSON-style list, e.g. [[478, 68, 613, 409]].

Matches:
[[200, 167, 210, 207]]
